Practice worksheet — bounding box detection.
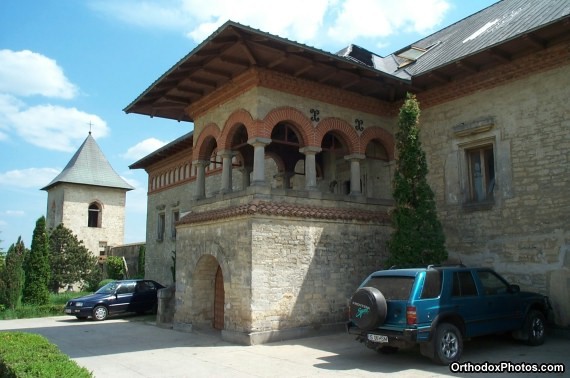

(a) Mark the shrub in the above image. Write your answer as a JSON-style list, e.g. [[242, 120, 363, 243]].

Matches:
[[0, 332, 93, 377], [106, 256, 124, 280]]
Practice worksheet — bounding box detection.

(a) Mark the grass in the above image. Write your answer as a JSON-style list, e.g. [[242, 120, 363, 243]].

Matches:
[[0, 291, 91, 320]]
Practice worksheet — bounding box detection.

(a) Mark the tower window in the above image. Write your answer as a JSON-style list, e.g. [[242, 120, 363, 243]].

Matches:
[[88, 202, 101, 228]]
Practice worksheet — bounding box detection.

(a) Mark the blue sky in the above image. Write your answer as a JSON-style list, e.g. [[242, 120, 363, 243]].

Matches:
[[0, 0, 497, 251]]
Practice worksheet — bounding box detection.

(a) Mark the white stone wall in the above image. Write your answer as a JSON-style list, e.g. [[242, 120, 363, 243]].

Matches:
[[46, 183, 128, 256]]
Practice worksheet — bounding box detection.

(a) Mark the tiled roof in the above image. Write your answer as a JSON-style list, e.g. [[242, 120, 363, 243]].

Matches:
[[42, 133, 134, 191], [342, 0, 570, 77], [178, 200, 390, 225]]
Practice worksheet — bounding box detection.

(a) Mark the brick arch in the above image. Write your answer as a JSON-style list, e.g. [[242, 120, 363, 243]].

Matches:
[[193, 123, 220, 160], [218, 109, 256, 150], [360, 126, 395, 160], [264, 151, 286, 173], [261, 107, 311, 146], [314, 117, 359, 155]]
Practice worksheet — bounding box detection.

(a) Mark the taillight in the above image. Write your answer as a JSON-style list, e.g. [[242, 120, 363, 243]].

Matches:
[[406, 306, 417, 325]]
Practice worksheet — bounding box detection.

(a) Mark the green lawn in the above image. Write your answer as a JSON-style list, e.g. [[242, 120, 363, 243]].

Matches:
[[0, 292, 90, 320]]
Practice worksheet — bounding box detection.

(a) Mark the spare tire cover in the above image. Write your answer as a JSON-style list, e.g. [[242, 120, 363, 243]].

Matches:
[[349, 287, 387, 331]]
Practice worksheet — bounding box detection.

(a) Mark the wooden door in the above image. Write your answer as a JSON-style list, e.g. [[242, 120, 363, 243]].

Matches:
[[213, 265, 224, 330]]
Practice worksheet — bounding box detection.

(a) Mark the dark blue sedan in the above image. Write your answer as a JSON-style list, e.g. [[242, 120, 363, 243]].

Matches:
[[64, 279, 164, 321]]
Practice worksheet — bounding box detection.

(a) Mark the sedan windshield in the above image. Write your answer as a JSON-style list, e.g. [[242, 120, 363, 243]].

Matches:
[[96, 282, 119, 294]]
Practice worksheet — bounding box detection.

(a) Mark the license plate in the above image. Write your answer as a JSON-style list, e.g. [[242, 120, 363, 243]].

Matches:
[[65, 309, 71, 314], [367, 334, 388, 343]]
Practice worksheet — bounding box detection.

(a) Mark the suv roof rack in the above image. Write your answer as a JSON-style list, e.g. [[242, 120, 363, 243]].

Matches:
[[427, 263, 466, 269]]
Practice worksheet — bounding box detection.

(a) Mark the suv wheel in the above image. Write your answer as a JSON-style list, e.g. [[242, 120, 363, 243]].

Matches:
[[523, 310, 545, 346], [432, 323, 463, 365], [349, 287, 387, 330]]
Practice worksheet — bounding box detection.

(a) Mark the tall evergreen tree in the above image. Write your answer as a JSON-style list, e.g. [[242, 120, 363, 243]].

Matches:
[[23, 216, 51, 305], [387, 93, 447, 267], [0, 237, 27, 309], [49, 224, 98, 293]]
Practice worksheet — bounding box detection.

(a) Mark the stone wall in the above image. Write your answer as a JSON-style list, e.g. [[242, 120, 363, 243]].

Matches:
[[420, 65, 570, 326], [46, 183, 127, 257], [174, 210, 391, 344], [108, 242, 146, 278]]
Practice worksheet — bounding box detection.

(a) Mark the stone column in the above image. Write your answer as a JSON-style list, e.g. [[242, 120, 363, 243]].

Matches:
[[219, 149, 236, 194], [193, 160, 208, 199], [300, 146, 322, 191], [248, 137, 272, 186], [240, 166, 252, 190], [344, 154, 365, 196]]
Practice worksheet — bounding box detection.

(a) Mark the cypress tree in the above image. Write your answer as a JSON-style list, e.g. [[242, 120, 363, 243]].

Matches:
[[0, 237, 27, 309], [23, 216, 51, 305], [387, 93, 447, 267]]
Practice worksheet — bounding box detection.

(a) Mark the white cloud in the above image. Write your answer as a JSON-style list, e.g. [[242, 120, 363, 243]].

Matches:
[[90, 0, 331, 44], [0, 167, 61, 189], [89, 0, 449, 48], [0, 50, 108, 151], [0, 50, 78, 99], [327, 0, 450, 44], [5, 210, 25, 217], [122, 138, 167, 161], [0, 94, 109, 152]]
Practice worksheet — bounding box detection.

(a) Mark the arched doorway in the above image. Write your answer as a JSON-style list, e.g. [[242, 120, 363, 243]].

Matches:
[[192, 255, 224, 330], [214, 265, 224, 330]]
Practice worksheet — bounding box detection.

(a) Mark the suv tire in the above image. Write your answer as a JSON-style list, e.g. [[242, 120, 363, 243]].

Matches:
[[349, 287, 387, 331], [523, 310, 545, 346], [432, 323, 463, 365]]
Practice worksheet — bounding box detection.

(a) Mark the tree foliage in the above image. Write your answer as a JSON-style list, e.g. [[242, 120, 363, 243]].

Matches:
[[0, 237, 27, 309], [137, 245, 145, 278], [23, 216, 51, 305], [106, 256, 125, 280], [387, 93, 447, 267], [49, 224, 98, 293]]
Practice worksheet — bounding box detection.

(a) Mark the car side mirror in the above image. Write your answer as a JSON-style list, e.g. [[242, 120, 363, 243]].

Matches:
[[508, 284, 520, 294]]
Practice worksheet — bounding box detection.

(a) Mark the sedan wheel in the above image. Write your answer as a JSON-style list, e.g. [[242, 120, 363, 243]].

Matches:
[[93, 305, 108, 321]]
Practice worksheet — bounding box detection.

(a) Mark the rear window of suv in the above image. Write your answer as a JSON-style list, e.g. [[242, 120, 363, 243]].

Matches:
[[364, 276, 415, 300]]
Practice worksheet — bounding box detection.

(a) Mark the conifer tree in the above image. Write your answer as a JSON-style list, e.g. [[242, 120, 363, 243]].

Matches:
[[0, 237, 27, 309], [49, 224, 98, 293], [23, 216, 51, 304], [387, 93, 447, 267]]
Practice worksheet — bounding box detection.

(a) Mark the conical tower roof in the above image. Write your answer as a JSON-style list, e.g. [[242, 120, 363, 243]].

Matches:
[[42, 133, 134, 191]]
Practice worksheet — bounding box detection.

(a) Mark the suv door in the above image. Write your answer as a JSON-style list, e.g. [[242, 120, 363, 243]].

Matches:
[[445, 270, 490, 337], [474, 269, 521, 333]]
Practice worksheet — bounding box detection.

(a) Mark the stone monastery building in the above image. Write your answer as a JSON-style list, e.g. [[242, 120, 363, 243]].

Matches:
[[125, 0, 570, 344], [42, 133, 134, 260]]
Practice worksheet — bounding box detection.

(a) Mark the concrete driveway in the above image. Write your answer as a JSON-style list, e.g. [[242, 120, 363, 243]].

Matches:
[[0, 315, 567, 377]]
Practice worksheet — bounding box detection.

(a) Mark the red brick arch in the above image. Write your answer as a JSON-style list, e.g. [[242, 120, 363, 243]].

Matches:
[[359, 126, 395, 160], [218, 109, 256, 150], [314, 117, 359, 155], [261, 107, 311, 146], [194, 123, 220, 160]]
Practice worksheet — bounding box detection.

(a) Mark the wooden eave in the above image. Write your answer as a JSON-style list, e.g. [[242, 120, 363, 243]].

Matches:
[[123, 21, 409, 123]]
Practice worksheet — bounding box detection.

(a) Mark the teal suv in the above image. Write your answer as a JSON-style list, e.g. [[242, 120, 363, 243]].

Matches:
[[347, 265, 552, 364]]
